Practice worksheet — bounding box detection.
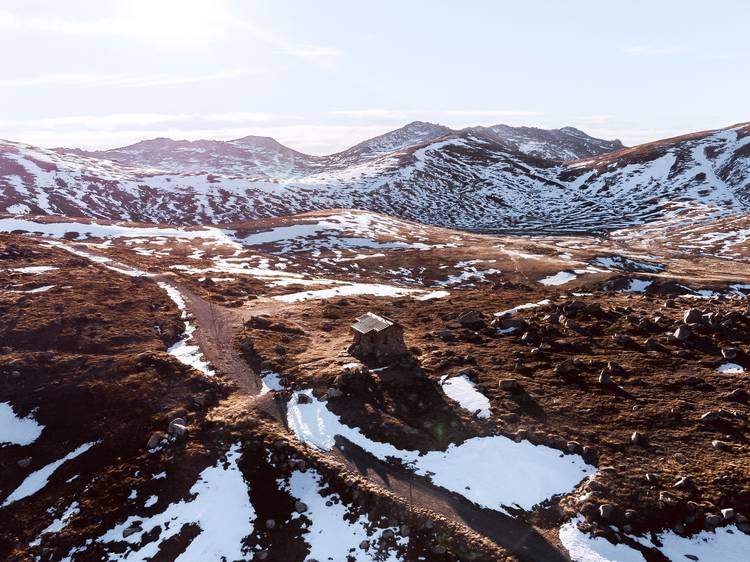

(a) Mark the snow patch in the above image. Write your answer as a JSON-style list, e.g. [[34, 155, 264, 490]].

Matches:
[[0, 402, 44, 446], [287, 391, 593, 511]]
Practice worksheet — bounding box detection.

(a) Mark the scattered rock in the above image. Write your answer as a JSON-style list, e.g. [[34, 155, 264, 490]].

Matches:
[[555, 359, 579, 377], [673, 325, 691, 341], [326, 388, 343, 399], [146, 431, 165, 449], [683, 308, 703, 324], [721, 508, 735, 520], [499, 378, 520, 391]]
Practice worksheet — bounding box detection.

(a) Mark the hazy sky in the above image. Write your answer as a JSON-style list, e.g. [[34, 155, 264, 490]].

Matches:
[[0, 0, 748, 153]]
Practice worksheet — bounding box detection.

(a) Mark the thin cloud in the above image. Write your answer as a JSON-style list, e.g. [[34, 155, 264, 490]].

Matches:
[[28, 0, 231, 44], [276, 44, 345, 58], [0, 9, 16, 27], [0, 69, 254, 89], [0, 112, 278, 133], [444, 109, 544, 118], [622, 45, 687, 56], [328, 109, 417, 119]]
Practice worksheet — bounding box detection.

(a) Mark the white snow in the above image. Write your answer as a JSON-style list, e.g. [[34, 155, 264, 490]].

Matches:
[[540, 271, 577, 286], [622, 279, 653, 293], [654, 524, 750, 561], [717, 363, 744, 373], [0, 402, 44, 446], [417, 290, 450, 301], [10, 265, 58, 274], [157, 282, 214, 376], [287, 391, 593, 511], [272, 282, 438, 303], [494, 299, 550, 317], [26, 284, 55, 293], [560, 517, 646, 562], [283, 469, 405, 561], [0, 217, 240, 248], [97, 443, 255, 561], [30, 501, 80, 546], [2, 441, 98, 507], [440, 375, 491, 418], [259, 370, 285, 395], [561, 515, 750, 562]]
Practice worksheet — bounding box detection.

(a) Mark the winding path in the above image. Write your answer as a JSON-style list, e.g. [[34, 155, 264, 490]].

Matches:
[[170, 282, 573, 562]]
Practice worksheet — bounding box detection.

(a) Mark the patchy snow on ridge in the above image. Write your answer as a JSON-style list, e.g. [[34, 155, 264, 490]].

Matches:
[[282, 469, 406, 561], [158, 282, 214, 376], [717, 363, 744, 373], [560, 515, 750, 562], [539, 271, 577, 286], [2, 441, 98, 507], [96, 443, 254, 561], [440, 375, 491, 418], [287, 390, 593, 512], [272, 282, 443, 303], [0, 217, 240, 248], [0, 402, 44, 446]]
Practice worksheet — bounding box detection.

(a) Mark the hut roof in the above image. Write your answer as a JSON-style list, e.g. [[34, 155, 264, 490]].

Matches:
[[351, 312, 399, 334]]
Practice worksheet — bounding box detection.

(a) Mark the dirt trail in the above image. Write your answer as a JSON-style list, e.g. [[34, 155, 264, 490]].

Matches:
[[176, 292, 573, 561], [70, 245, 573, 562], [330, 441, 572, 562], [162, 277, 263, 394]]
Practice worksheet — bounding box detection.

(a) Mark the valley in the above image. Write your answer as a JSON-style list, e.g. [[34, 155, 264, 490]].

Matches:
[[1, 208, 749, 561]]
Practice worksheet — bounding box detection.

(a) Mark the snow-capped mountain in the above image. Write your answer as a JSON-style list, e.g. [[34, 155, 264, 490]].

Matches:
[[470, 124, 625, 161], [66, 135, 323, 178], [1, 122, 748, 232]]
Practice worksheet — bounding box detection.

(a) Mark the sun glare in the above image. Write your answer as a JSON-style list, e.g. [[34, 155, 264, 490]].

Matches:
[[113, 0, 228, 43]]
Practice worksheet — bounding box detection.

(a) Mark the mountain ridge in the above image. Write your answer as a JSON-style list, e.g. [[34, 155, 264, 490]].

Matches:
[[1, 120, 748, 233]]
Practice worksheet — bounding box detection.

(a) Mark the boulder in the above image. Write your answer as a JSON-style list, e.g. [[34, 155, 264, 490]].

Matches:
[[555, 359, 580, 377], [326, 388, 343, 399], [722, 508, 736, 520], [294, 500, 308, 513], [457, 310, 485, 328], [673, 325, 691, 341], [721, 347, 739, 360], [599, 504, 615, 519], [683, 308, 704, 324], [146, 431, 166, 449], [499, 378, 520, 391], [168, 417, 186, 432], [630, 431, 644, 445], [169, 423, 188, 438]]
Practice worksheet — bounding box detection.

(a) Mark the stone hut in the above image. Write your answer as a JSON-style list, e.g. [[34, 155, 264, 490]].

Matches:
[[349, 312, 407, 362]]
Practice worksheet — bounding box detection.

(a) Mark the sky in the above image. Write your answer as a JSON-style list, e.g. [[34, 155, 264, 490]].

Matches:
[[0, 0, 748, 154]]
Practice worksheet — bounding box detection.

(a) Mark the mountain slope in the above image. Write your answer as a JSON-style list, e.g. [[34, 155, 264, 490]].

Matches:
[[470, 124, 624, 161], [1, 122, 748, 232]]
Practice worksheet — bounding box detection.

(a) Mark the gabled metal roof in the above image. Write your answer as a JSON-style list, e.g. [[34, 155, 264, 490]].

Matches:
[[351, 312, 397, 334]]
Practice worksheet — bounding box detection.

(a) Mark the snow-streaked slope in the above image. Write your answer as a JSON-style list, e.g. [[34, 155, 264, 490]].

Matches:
[[1, 122, 749, 232], [470, 124, 624, 161]]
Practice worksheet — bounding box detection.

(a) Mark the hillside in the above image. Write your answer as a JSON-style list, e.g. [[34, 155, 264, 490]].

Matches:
[[0, 122, 748, 232]]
